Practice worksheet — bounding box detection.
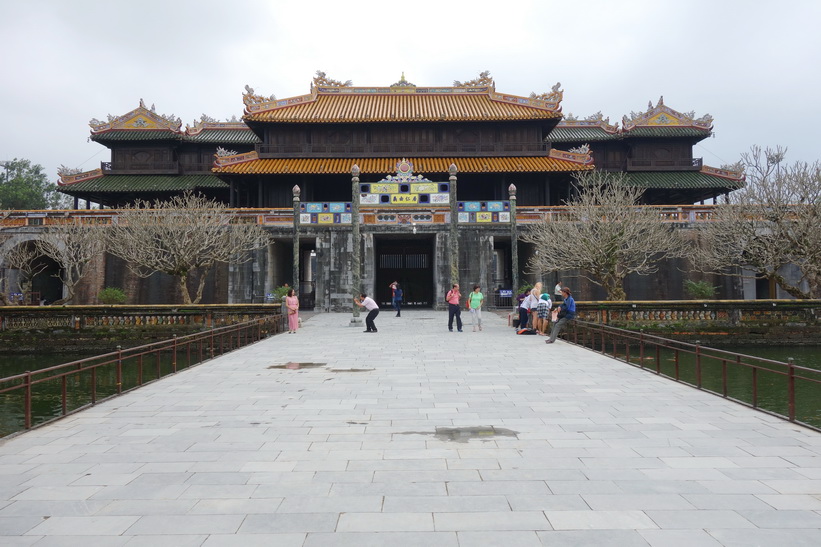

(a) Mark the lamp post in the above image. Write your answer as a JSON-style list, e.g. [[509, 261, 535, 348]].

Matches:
[[350, 164, 361, 324], [509, 183, 518, 295], [448, 163, 459, 287], [292, 185, 300, 299]]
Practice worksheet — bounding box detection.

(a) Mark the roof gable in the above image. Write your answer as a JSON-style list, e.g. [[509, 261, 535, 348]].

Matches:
[[622, 96, 713, 133], [242, 72, 563, 123], [90, 99, 182, 135]]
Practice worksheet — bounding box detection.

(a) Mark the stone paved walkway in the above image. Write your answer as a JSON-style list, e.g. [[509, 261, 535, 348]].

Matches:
[[1, 310, 820, 546]]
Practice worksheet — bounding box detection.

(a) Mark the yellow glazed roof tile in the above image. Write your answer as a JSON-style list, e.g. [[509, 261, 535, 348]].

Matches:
[[214, 156, 592, 175], [244, 89, 562, 123]]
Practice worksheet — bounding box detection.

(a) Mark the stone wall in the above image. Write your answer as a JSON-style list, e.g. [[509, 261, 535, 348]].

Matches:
[[577, 300, 821, 345], [0, 304, 284, 353]]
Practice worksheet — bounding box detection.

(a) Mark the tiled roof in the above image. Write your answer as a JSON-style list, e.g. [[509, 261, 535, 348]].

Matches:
[[58, 174, 227, 194], [623, 127, 711, 139], [214, 156, 592, 175], [625, 171, 744, 189], [244, 93, 562, 123], [182, 129, 260, 144], [548, 126, 620, 142], [91, 130, 180, 142]]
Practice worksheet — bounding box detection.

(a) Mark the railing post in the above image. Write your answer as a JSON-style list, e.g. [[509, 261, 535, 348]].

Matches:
[[24, 371, 32, 429], [138, 354, 143, 386], [655, 344, 661, 374], [722, 358, 728, 397], [210, 328, 215, 359], [695, 344, 702, 389], [787, 357, 796, 422], [116, 345, 123, 395], [749, 356, 757, 408], [639, 333, 645, 369], [625, 336, 631, 364], [172, 335, 178, 373], [91, 367, 97, 405], [674, 349, 680, 380], [61, 375, 67, 416]]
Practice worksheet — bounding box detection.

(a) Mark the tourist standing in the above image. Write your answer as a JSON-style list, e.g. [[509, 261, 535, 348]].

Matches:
[[528, 288, 541, 330], [285, 288, 299, 334], [546, 287, 575, 344], [446, 283, 463, 332], [554, 280, 563, 303], [392, 282, 403, 317], [468, 285, 484, 331], [354, 293, 380, 333]]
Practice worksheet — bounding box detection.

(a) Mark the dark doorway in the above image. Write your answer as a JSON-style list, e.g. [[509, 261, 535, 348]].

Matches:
[[375, 237, 434, 308]]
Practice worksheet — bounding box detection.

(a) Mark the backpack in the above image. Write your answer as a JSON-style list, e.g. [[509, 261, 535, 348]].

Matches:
[[517, 328, 538, 335]]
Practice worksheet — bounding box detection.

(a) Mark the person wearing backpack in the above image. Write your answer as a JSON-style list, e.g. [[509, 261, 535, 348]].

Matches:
[[467, 285, 484, 332]]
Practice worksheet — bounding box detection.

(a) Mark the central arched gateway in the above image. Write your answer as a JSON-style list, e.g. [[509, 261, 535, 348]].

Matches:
[[374, 236, 435, 308]]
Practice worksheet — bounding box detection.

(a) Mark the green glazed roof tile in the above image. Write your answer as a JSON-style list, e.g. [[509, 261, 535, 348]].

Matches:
[[91, 130, 181, 142], [60, 174, 227, 194], [624, 171, 743, 189], [623, 127, 711, 139], [548, 126, 620, 142], [182, 129, 261, 144]]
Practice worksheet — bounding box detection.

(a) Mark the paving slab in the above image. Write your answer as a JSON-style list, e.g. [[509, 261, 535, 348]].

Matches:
[[1, 309, 820, 544]]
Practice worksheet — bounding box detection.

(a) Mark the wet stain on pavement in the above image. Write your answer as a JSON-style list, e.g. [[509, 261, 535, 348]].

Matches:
[[268, 362, 326, 370], [397, 426, 519, 443]]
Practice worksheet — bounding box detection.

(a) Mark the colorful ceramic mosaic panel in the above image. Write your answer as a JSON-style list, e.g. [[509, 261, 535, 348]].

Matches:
[[298, 203, 353, 224]]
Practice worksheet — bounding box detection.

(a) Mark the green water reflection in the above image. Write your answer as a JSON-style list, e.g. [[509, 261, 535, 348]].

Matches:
[[0, 348, 198, 437], [616, 344, 821, 429]]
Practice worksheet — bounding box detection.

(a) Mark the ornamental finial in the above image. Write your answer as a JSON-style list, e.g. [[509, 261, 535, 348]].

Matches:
[[508, 183, 517, 196], [448, 163, 458, 176], [351, 164, 360, 177]]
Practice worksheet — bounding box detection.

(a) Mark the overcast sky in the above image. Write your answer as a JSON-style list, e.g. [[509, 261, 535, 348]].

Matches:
[[2, 0, 819, 183]]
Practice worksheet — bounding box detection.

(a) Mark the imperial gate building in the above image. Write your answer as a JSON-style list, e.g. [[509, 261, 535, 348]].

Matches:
[[52, 72, 744, 308]]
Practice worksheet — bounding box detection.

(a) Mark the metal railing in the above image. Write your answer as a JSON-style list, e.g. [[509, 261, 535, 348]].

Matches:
[[0, 315, 287, 438], [565, 321, 821, 431]]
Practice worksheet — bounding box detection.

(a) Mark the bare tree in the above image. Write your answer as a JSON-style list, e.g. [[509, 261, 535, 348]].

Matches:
[[34, 221, 106, 305], [105, 193, 271, 304], [0, 239, 47, 304], [695, 146, 821, 298], [521, 171, 689, 300]]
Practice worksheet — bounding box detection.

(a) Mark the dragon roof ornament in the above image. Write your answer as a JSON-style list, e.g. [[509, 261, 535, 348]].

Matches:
[[243, 85, 277, 107], [622, 96, 713, 131], [453, 70, 495, 89], [186, 114, 250, 135], [57, 168, 104, 187], [89, 99, 182, 134], [57, 165, 82, 178], [312, 70, 352, 89], [559, 111, 619, 133], [529, 82, 563, 104]]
